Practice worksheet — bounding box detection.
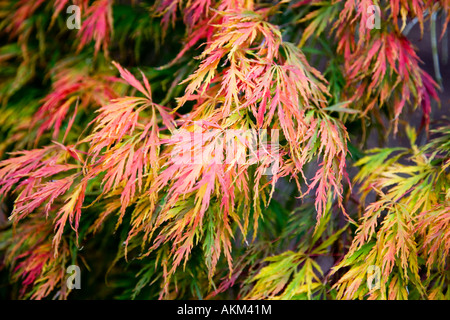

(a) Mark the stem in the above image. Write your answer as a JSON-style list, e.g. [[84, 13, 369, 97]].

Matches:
[[431, 11, 443, 86], [442, 11, 448, 65]]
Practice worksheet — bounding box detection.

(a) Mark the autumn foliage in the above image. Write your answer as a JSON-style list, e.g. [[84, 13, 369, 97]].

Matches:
[[0, 0, 448, 300]]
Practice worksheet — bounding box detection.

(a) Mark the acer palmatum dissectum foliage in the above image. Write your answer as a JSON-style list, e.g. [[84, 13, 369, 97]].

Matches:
[[300, 0, 442, 133], [4, 218, 72, 300], [333, 125, 450, 299], [0, 0, 447, 300]]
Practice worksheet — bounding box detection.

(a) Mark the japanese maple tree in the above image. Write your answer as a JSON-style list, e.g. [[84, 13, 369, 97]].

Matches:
[[0, 0, 448, 300]]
